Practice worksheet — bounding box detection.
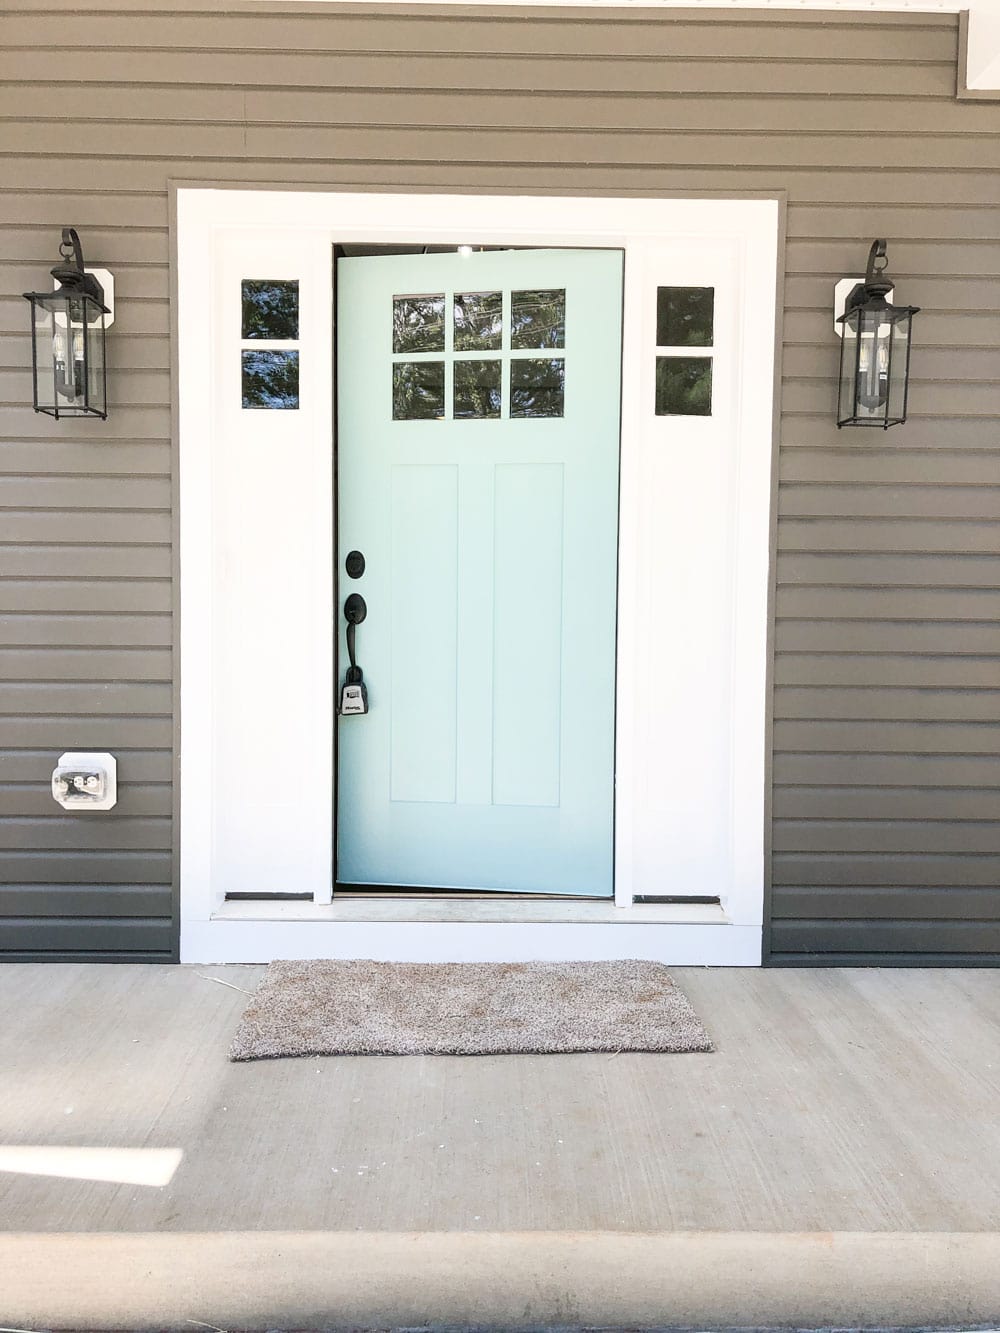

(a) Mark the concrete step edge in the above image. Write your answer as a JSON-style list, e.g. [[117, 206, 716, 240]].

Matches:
[[4, 1229, 1000, 1330]]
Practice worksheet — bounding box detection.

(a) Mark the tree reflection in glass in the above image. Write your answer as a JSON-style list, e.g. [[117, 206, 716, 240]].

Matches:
[[393, 295, 446, 353], [656, 288, 714, 348], [242, 350, 300, 409], [511, 289, 565, 349], [454, 360, 501, 418], [655, 356, 712, 416], [241, 280, 299, 340], [454, 292, 502, 351], [510, 358, 565, 418], [393, 361, 446, 419]]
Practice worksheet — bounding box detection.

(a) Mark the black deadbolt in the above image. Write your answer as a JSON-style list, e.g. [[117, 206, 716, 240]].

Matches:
[[345, 549, 366, 579], [344, 593, 367, 625]]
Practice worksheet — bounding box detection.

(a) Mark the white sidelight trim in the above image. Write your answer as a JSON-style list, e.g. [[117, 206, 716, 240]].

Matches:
[[177, 213, 335, 918], [175, 187, 779, 965]]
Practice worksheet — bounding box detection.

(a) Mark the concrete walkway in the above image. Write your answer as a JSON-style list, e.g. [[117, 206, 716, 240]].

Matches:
[[1, 964, 999, 1328]]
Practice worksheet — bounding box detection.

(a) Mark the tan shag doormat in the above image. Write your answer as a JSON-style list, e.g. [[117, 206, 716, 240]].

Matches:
[[229, 959, 713, 1060]]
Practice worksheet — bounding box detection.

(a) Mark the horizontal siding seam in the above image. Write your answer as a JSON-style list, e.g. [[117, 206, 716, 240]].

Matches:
[[0, 6, 958, 25], [6, 119, 991, 138], [0, 44, 959, 66], [7, 155, 996, 177]]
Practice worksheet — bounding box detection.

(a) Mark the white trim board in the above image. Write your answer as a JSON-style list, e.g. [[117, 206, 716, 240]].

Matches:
[[176, 188, 779, 966], [182, 920, 762, 966]]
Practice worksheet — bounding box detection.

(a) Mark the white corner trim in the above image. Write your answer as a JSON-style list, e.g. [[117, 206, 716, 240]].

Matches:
[[963, 7, 1000, 93]]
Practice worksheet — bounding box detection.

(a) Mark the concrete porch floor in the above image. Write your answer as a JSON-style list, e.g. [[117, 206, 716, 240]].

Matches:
[[1, 963, 999, 1329]]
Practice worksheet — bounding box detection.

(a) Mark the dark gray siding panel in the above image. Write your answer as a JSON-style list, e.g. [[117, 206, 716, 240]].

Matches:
[[1, 2, 998, 962]]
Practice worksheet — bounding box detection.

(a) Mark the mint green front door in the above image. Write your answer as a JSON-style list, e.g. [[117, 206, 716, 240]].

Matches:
[[336, 249, 622, 895]]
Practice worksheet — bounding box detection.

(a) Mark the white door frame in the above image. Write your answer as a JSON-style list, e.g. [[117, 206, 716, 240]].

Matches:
[[174, 186, 780, 965]]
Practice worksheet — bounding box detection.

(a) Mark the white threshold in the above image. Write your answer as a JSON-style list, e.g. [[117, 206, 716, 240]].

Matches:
[[214, 898, 726, 925], [181, 899, 761, 965]]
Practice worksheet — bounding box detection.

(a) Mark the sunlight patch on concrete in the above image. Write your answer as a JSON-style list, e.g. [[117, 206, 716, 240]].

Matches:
[[0, 1145, 183, 1187]]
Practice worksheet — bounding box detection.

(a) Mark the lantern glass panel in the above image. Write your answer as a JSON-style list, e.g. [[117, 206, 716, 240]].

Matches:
[[55, 295, 88, 414], [886, 312, 912, 424], [839, 304, 896, 427], [30, 297, 57, 415], [30, 290, 107, 418], [855, 308, 891, 423], [837, 307, 861, 424]]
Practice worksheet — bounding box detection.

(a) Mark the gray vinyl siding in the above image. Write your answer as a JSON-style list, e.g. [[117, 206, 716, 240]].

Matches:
[[1, 3, 998, 963]]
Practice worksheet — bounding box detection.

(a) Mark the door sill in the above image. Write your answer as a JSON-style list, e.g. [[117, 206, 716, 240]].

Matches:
[[212, 898, 729, 925], [332, 885, 599, 902]]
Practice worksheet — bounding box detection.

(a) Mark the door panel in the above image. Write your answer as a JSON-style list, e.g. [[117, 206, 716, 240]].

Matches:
[[336, 248, 622, 895]]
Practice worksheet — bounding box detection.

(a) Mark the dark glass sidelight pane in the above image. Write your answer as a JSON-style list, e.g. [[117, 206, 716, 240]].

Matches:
[[393, 295, 445, 353], [241, 279, 299, 340], [454, 359, 501, 419], [656, 287, 714, 347], [655, 356, 712, 416], [393, 361, 446, 420], [454, 291, 502, 351], [511, 289, 565, 349], [510, 358, 565, 418], [242, 349, 300, 409]]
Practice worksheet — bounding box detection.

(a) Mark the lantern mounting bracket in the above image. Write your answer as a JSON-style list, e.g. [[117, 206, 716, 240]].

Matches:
[[833, 238, 894, 337], [50, 227, 108, 310], [843, 238, 893, 314]]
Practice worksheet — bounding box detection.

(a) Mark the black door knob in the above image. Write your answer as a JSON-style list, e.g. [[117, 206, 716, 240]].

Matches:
[[344, 593, 367, 625]]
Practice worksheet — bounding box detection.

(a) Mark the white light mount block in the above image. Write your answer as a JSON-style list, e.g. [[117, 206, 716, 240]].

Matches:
[[834, 276, 893, 336], [52, 752, 118, 810], [54, 268, 115, 328]]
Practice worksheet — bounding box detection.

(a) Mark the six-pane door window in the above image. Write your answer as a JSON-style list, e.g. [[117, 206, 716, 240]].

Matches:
[[392, 288, 566, 421]]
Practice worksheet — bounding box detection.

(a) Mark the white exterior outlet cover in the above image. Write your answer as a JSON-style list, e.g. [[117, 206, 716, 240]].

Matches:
[[52, 752, 118, 811]]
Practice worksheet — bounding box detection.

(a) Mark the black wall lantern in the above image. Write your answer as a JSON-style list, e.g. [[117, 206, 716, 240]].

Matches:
[[23, 228, 112, 419], [835, 239, 919, 429]]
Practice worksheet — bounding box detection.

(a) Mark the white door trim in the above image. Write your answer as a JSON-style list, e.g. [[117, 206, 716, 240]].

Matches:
[[175, 186, 780, 964]]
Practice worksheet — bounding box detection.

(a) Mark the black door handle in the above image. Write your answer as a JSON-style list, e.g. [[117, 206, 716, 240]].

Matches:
[[340, 594, 370, 714], [344, 594, 367, 684]]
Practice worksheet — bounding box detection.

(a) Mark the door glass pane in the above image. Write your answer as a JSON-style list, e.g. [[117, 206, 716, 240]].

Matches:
[[242, 349, 299, 409], [241, 279, 299, 340], [655, 356, 712, 416], [510, 358, 565, 418], [393, 361, 446, 419], [393, 295, 445, 353], [454, 359, 501, 418], [656, 287, 714, 347], [454, 292, 502, 351], [511, 289, 565, 349]]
